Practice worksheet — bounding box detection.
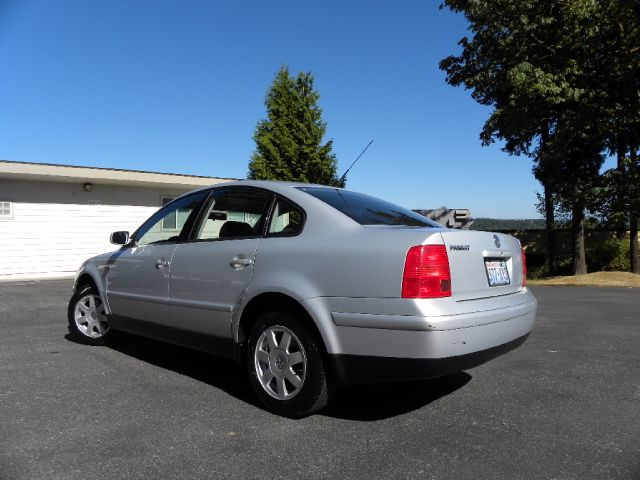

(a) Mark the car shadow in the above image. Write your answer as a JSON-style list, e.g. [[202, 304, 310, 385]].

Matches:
[[65, 332, 472, 420], [64, 332, 260, 409], [323, 372, 472, 421]]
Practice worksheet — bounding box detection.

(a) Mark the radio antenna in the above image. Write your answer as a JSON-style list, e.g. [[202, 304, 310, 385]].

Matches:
[[338, 139, 373, 186]]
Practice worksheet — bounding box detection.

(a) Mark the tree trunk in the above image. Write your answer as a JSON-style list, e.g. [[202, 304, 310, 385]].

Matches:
[[572, 203, 587, 275], [616, 137, 627, 239], [631, 146, 639, 273], [631, 215, 639, 274], [544, 185, 556, 274], [540, 122, 556, 274]]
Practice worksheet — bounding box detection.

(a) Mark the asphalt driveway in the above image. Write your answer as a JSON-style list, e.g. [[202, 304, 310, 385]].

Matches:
[[0, 281, 638, 479]]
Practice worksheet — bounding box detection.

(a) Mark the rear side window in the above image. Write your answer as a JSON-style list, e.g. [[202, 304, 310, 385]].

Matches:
[[297, 187, 440, 227], [268, 199, 304, 236]]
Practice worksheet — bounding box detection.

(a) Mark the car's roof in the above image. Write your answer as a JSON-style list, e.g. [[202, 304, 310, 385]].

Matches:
[[177, 180, 441, 232], [187, 179, 342, 198], [184, 179, 354, 230], [184, 179, 344, 209], [204, 179, 340, 190]]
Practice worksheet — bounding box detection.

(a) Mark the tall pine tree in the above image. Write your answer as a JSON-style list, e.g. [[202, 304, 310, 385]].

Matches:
[[248, 66, 342, 186]]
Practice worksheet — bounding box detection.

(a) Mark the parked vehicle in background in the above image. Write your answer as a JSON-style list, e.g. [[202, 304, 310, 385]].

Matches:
[[68, 181, 537, 417]]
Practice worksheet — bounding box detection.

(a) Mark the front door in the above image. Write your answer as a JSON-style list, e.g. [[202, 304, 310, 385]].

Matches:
[[168, 188, 273, 339], [106, 190, 209, 326]]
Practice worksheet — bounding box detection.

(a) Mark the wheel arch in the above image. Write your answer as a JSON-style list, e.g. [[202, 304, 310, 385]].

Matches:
[[73, 264, 111, 314], [76, 273, 97, 290], [234, 291, 333, 365]]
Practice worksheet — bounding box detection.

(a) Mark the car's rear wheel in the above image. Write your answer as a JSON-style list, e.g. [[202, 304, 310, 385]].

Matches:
[[247, 311, 332, 418], [67, 284, 119, 345]]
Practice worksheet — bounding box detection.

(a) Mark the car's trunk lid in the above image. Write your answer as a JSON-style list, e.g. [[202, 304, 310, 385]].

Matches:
[[439, 230, 525, 301]]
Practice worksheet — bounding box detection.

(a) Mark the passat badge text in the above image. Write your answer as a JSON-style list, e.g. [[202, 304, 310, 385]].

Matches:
[[449, 244, 470, 251]]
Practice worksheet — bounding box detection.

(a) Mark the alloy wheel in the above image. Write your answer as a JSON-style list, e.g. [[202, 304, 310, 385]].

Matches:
[[74, 294, 109, 339], [254, 325, 307, 400]]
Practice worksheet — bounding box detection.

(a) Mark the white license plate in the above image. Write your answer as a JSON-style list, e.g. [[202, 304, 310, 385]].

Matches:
[[485, 259, 510, 287]]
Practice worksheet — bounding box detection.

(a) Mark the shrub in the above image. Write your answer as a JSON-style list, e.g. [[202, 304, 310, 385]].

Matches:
[[587, 238, 630, 272]]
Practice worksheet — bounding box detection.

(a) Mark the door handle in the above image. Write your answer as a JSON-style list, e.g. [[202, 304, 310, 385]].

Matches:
[[229, 256, 253, 270], [155, 258, 170, 270]]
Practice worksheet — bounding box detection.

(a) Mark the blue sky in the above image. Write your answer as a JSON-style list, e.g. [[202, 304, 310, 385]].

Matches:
[[0, 0, 561, 218]]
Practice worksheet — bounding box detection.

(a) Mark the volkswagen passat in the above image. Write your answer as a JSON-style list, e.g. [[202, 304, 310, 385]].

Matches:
[[69, 181, 537, 417]]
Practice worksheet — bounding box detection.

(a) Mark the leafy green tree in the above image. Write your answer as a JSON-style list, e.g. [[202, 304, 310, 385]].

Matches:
[[593, 0, 640, 273], [248, 66, 342, 187], [439, 0, 606, 275], [598, 158, 640, 273], [540, 113, 605, 275]]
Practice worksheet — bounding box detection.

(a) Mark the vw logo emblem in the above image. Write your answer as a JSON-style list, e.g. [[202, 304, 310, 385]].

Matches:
[[493, 234, 501, 248]]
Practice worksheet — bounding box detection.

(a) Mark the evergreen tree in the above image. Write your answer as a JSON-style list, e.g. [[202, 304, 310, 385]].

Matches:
[[248, 66, 342, 187]]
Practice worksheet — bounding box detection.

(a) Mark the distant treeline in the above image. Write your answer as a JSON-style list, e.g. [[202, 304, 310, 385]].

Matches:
[[470, 218, 546, 231]]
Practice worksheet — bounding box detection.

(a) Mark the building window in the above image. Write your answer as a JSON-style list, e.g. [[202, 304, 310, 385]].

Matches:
[[0, 201, 13, 219]]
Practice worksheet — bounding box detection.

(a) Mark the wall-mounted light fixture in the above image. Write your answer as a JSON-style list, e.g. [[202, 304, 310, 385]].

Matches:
[[83, 183, 93, 192]]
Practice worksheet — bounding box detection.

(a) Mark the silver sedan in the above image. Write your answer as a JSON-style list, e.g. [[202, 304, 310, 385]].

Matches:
[[69, 181, 537, 417]]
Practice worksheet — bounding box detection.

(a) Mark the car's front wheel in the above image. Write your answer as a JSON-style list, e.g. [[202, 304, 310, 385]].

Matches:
[[67, 284, 119, 345], [247, 311, 332, 418]]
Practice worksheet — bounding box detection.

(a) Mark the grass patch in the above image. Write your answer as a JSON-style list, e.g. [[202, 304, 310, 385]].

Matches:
[[528, 271, 640, 288]]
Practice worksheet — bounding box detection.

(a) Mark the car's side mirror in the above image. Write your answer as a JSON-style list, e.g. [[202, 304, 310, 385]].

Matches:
[[110, 231, 130, 245]]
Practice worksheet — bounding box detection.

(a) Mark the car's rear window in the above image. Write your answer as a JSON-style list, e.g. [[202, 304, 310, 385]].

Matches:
[[297, 187, 440, 227]]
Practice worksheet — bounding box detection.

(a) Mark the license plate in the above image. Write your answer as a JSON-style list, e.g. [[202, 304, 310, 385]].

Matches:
[[485, 259, 510, 287]]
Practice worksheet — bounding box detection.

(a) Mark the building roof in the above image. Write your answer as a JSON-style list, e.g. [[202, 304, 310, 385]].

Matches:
[[0, 160, 237, 188]]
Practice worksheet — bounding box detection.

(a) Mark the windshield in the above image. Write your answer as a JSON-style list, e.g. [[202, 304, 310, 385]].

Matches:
[[297, 187, 440, 227]]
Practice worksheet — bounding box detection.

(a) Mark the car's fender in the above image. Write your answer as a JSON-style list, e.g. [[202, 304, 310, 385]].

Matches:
[[73, 252, 117, 314], [232, 278, 341, 356]]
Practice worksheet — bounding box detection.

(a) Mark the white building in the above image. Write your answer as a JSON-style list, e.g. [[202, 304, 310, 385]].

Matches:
[[0, 160, 233, 281]]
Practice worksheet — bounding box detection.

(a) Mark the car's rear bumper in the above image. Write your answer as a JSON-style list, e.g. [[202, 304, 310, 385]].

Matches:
[[311, 293, 537, 384], [329, 333, 529, 384]]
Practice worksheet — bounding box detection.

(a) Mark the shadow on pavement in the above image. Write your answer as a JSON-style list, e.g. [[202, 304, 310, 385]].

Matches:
[[323, 372, 472, 421], [65, 332, 472, 420], [65, 331, 260, 409]]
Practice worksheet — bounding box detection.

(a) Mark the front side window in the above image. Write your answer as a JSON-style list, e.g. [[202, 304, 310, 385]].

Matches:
[[135, 192, 208, 245], [160, 196, 177, 229], [196, 188, 273, 240], [297, 187, 440, 227], [268, 199, 304, 235]]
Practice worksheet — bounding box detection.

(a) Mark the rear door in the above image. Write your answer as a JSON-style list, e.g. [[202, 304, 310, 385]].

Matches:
[[439, 230, 525, 301], [167, 187, 274, 338]]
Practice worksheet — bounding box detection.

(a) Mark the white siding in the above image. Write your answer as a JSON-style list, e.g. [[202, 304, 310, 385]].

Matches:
[[0, 177, 200, 280], [0, 202, 158, 280]]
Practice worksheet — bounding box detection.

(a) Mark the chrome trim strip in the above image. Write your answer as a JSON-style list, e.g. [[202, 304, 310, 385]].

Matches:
[[168, 297, 233, 312], [332, 299, 536, 332], [107, 290, 168, 305], [108, 291, 233, 312], [332, 312, 437, 331]]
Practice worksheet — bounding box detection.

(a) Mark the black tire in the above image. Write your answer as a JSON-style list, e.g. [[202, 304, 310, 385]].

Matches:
[[67, 284, 120, 345], [246, 311, 333, 418]]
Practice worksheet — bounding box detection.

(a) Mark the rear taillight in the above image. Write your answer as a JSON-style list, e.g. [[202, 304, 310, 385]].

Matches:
[[402, 245, 452, 298], [521, 248, 527, 287]]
